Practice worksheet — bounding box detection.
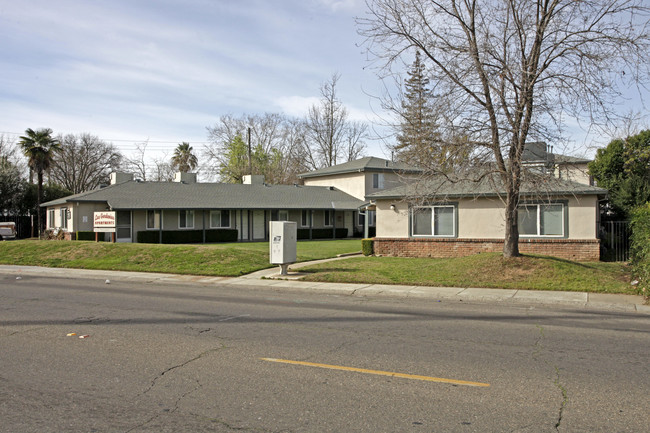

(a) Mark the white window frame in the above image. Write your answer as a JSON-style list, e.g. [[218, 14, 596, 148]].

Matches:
[[178, 209, 194, 229], [146, 210, 161, 230], [48, 209, 55, 229], [210, 210, 230, 228], [518, 203, 565, 238], [411, 205, 456, 237], [59, 207, 68, 230], [324, 210, 334, 227], [301, 210, 311, 227]]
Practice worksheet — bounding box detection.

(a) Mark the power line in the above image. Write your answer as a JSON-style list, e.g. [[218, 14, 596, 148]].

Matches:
[[0, 131, 211, 145]]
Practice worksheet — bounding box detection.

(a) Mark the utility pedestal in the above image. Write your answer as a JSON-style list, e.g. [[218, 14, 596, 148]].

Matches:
[[269, 221, 297, 275]]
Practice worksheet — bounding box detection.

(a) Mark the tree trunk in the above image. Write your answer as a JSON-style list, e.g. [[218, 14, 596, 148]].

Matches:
[[36, 171, 43, 239], [503, 191, 520, 258]]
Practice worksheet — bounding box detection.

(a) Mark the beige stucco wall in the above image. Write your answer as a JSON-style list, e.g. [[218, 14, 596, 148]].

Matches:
[[375, 201, 410, 238], [303, 172, 367, 200], [556, 163, 592, 185], [375, 195, 599, 240], [303, 171, 411, 201]]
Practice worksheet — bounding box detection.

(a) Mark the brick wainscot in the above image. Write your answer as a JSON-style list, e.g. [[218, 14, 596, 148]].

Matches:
[[373, 238, 601, 261]]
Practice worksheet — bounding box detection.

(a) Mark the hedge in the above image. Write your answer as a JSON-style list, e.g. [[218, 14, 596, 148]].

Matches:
[[361, 238, 374, 256], [630, 203, 650, 300], [76, 231, 99, 241], [137, 229, 238, 244], [297, 228, 348, 240]]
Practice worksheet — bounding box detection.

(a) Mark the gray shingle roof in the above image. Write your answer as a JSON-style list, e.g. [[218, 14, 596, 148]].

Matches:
[[298, 157, 422, 178], [366, 174, 606, 200], [42, 181, 365, 210]]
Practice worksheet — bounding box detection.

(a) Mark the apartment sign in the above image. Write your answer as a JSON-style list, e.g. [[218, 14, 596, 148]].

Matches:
[[94, 211, 116, 232]]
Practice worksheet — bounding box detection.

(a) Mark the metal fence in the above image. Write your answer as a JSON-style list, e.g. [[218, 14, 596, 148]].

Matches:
[[600, 221, 630, 262]]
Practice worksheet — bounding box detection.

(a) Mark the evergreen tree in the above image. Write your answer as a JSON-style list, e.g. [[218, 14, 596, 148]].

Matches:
[[394, 51, 441, 168]]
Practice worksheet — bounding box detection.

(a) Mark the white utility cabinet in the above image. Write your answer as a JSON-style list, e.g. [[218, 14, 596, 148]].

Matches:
[[269, 221, 297, 275]]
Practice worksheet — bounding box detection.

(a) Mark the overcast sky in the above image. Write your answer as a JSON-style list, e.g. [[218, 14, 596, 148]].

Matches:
[[1, 0, 648, 164], [1, 0, 390, 159]]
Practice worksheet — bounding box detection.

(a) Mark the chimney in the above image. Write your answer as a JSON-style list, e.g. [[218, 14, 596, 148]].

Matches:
[[243, 175, 265, 185], [174, 172, 197, 183], [110, 172, 134, 185]]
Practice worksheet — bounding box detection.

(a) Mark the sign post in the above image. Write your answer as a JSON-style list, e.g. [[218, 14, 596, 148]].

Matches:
[[93, 211, 116, 242]]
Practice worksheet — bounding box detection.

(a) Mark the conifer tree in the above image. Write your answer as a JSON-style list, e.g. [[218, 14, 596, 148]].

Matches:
[[394, 51, 440, 168]]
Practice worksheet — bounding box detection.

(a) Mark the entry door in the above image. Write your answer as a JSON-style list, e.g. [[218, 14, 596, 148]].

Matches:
[[116, 211, 132, 243], [252, 210, 265, 240]]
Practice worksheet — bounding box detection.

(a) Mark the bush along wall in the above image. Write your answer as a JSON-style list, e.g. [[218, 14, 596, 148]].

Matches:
[[361, 238, 374, 256], [630, 203, 650, 300], [297, 228, 348, 240], [137, 229, 238, 244]]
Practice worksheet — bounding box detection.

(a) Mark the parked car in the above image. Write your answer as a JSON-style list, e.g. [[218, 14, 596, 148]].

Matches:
[[0, 222, 17, 240]]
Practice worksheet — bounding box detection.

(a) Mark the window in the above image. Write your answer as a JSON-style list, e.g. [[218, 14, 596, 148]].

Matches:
[[411, 205, 455, 237], [210, 210, 230, 228], [301, 210, 311, 227], [59, 208, 68, 230], [147, 210, 161, 229], [324, 210, 334, 227], [48, 209, 55, 228], [179, 210, 194, 229], [272, 210, 289, 221], [372, 173, 384, 189], [518, 203, 564, 237]]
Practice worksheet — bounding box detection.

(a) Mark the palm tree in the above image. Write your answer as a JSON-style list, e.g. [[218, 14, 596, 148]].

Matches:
[[18, 128, 60, 238], [171, 142, 198, 173]]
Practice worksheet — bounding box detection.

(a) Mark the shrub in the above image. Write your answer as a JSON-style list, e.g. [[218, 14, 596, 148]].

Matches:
[[76, 231, 104, 241], [136, 229, 239, 244], [630, 203, 650, 300], [361, 238, 374, 256], [297, 228, 348, 240]]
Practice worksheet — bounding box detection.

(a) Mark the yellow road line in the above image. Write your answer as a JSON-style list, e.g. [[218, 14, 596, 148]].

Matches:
[[260, 358, 490, 388]]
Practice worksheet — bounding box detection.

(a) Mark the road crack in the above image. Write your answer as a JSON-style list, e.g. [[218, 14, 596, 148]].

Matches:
[[533, 325, 568, 431], [144, 346, 224, 395]]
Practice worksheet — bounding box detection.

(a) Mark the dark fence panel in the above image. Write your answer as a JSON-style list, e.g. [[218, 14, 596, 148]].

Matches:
[[0, 215, 33, 239], [600, 221, 630, 262]]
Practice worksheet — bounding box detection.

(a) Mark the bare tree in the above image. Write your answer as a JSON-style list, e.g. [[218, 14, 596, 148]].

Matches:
[[358, 0, 650, 257], [205, 113, 310, 184], [304, 73, 367, 169], [123, 141, 150, 181], [50, 133, 122, 193]]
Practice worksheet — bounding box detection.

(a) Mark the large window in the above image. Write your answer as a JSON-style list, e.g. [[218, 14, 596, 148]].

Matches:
[[210, 210, 230, 228], [518, 203, 564, 237], [179, 210, 194, 229], [147, 210, 161, 229], [411, 205, 455, 237]]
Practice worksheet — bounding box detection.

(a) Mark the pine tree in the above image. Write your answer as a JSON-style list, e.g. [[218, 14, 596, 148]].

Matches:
[[395, 51, 441, 168]]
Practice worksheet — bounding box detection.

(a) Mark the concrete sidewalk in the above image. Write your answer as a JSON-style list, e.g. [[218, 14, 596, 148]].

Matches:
[[1, 262, 648, 314]]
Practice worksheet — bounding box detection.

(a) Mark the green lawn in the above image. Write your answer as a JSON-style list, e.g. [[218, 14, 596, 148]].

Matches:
[[0, 239, 361, 277], [298, 253, 635, 294]]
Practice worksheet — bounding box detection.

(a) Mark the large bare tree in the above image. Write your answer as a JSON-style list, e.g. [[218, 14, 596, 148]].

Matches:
[[50, 133, 122, 193], [358, 0, 650, 257], [304, 73, 368, 169], [205, 113, 309, 184]]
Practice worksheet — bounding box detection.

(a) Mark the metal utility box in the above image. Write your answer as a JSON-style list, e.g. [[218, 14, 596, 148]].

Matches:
[[269, 221, 297, 274]]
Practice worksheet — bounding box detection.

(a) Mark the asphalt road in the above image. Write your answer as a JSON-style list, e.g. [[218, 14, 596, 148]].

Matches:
[[1, 272, 648, 432]]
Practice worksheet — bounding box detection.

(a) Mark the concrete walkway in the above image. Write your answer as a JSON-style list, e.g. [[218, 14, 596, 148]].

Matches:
[[1, 261, 648, 314]]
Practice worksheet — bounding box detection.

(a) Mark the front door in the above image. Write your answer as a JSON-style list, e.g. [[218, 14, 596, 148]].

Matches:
[[116, 211, 132, 243]]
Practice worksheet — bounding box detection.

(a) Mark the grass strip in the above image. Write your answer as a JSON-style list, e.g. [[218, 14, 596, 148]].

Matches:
[[298, 253, 634, 294]]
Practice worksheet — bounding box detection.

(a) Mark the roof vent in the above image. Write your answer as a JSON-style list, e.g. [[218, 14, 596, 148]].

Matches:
[[328, 186, 335, 191]]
